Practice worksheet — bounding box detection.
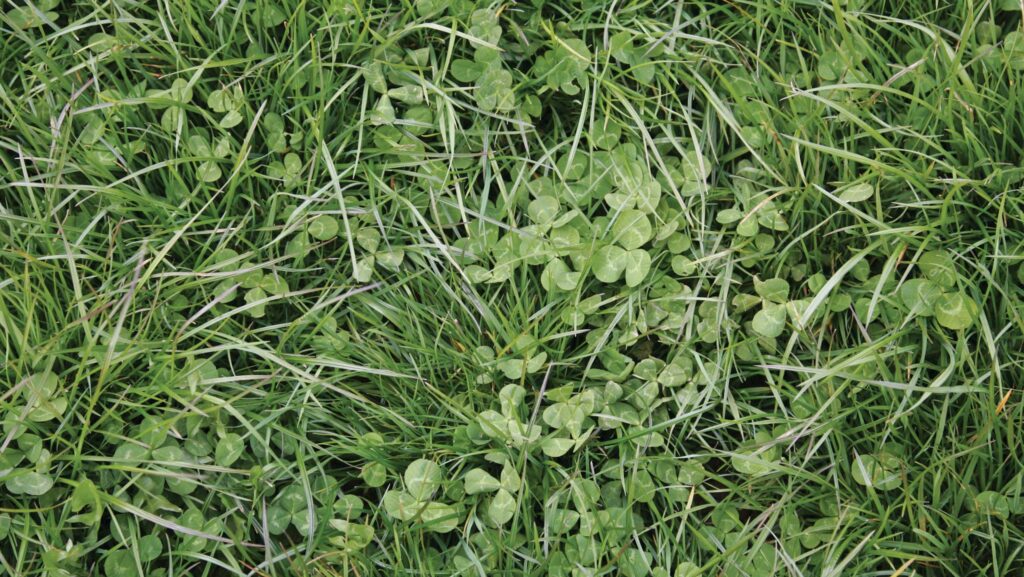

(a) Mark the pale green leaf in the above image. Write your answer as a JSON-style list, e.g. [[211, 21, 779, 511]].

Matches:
[[464, 468, 501, 494], [752, 303, 786, 338], [838, 183, 874, 202], [404, 459, 442, 501]]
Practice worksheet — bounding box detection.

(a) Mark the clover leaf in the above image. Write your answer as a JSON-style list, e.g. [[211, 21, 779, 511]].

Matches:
[[214, 433, 245, 467], [308, 215, 339, 240], [612, 209, 653, 250], [851, 453, 900, 491], [5, 470, 54, 496], [752, 303, 786, 338], [464, 468, 501, 494], [839, 183, 874, 202], [934, 291, 978, 330], [403, 459, 442, 501], [488, 488, 516, 526], [918, 250, 957, 288]]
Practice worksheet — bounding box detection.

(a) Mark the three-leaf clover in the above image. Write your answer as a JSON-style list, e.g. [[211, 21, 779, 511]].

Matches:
[[382, 460, 461, 533], [208, 84, 245, 128], [532, 37, 592, 95], [851, 452, 901, 491]]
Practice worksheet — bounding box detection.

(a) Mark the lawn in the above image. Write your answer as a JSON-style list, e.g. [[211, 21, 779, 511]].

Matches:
[[2, 0, 1024, 576]]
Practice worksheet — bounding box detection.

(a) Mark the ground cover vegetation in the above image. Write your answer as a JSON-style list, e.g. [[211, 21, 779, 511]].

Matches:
[[2, 0, 1024, 575]]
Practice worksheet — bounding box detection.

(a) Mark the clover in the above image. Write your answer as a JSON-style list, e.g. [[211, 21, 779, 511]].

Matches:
[[532, 37, 592, 95], [267, 152, 303, 188], [382, 459, 461, 533], [207, 84, 245, 128], [187, 133, 231, 182]]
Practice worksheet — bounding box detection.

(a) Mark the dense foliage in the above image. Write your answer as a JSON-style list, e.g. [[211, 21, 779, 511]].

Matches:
[[3, 1, 1024, 576]]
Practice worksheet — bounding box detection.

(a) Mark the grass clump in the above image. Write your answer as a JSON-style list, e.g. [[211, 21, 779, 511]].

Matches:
[[2, 0, 1024, 576]]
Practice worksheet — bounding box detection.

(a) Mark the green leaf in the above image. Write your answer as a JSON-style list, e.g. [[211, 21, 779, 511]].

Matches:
[[628, 469, 657, 503], [499, 384, 525, 415], [7, 6, 58, 30], [80, 118, 105, 145], [113, 442, 148, 466], [934, 292, 977, 330], [284, 152, 302, 175], [671, 255, 695, 276], [547, 508, 580, 534], [464, 468, 501, 494], [477, 410, 509, 438], [259, 274, 289, 296], [369, 95, 396, 125], [593, 245, 628, 283], [244, 287, 267, 318], [219, 109, 243, 129], [382, 490, 419, 521], [208, 88, 229, 112], [70, 477, 100, 512], [918, 250, 957, 288], [786, 298, 814, 326], [307, 215, 339, 240], [419, 502, 459, 533], [138, 534, 162, 563], [213, 137, 231, 158], [624, 249, 651, 288], [736, 215, 759, 237], [404, 459, 442, 501], [818, 49, 845, 80], [261, 4, 286, 27], [899, 278, 942, 316], [197, 161, 222, 182], [754, 277, 790, 303], [621, 549, 652, 577], [838, 183, 874, 202], [450, 59, 482, 82], [5, 470, 54, 496], [851, 454, 900, 491], [330, 520, 375, 551], [677, 462, 706, 485], [353, 255, 375, 283], [612, 209, 653, 250], [266, 505, 290, 534], [360, 462, 387, 487], [973, 491, 1010, 519], [528, 196, 560, 225], [26, 371, 59, 399], [609, 31, 635, 63], [716, 208, 742, 224], [356, 227, 381, 253], [466, 264, 491, 284], [190, 134, 213, 157], [239, 267, 264, 289], [500, 463, 521, 493], [388, 85, 423, 105], [731, 431, 779, 476], [488, 488, 516, 526], [591, 117, 622, 150], [476, 66, 515, 112], [103, 551, 136, 577], [364, 62, 387, 93], [752, 303, 786, 338], [26, 395, 66, 423], [495, 354, 526, 379], [214, 433, 245, 467], [541, 259, 580, 292], [540, 437, 574, 457]]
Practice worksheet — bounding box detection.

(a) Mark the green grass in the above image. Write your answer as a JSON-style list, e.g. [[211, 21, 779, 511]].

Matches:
[[2, 0, 1024, 576]]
